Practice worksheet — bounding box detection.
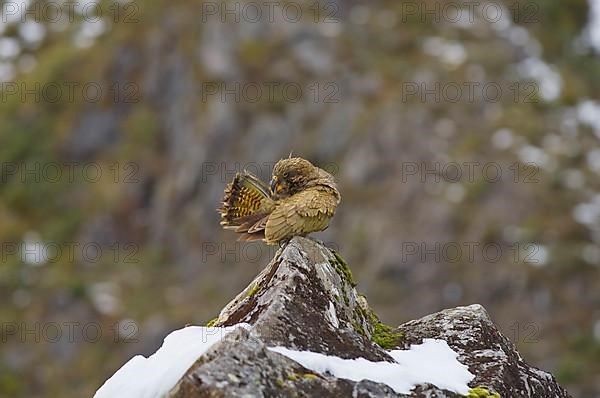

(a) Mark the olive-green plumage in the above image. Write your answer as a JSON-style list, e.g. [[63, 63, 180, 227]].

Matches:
[[218, 157, 340, 244]]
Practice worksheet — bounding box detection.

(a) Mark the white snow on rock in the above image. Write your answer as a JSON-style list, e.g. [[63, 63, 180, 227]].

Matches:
[[269, 338, 474, 395], [94, 324, 249, 398]]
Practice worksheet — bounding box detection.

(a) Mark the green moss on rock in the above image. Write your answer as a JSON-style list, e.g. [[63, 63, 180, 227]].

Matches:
[[353, 295, 404, 350], [302, 373, 319, 380], [330, 250, 356, 287], [206, 318, 218, 327], [246, 282, 260, 298], [466, 386, 501, 397], [371, 321, 404, 350]]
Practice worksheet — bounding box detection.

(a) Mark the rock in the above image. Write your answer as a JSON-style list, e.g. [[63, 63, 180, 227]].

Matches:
[[169, 237, 570, 397], [396, 306, 570, 398], [66, 110, 120, 160]]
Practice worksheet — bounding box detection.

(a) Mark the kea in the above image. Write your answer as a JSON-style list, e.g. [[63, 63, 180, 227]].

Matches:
[[218, 157, 341, 244]]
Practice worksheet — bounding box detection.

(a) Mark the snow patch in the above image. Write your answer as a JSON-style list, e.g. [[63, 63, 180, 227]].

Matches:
[[516, 57, 562, 102], [577, 100, 600, 138], [21, 231, 47, 266], [269, 338, 474, 394], [582, 0, 600, 52], [422, 37, 467, 67], [94, 324, 250, 398]]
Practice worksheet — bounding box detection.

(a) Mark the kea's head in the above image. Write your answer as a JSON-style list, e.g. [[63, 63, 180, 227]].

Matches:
[[270, 157, 331, 199]]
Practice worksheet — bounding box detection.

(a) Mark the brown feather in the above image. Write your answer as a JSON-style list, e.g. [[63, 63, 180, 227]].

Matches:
[[219, 171, 274, 230]]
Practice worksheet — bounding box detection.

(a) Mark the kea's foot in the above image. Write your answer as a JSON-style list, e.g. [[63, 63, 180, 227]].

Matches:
[[278, 238, 291, 248]]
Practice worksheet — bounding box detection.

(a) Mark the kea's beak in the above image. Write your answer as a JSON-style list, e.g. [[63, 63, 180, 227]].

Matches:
[[270, 176, 284, 195], [270, 177, 278, 194]]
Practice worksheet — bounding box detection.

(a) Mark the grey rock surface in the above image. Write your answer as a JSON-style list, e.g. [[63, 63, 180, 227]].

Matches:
[[168, 237, 570, 397]]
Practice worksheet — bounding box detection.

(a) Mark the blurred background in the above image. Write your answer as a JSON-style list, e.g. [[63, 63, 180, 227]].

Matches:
[[0, 0, 599, 396]]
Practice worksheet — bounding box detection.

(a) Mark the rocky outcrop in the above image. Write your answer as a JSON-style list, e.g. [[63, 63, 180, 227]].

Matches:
[[169, 237, 570, 397]]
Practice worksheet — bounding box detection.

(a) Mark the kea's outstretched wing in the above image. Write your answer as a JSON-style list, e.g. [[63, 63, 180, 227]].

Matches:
[[218, 171, 274, 240], [265, 186, 338, 244]]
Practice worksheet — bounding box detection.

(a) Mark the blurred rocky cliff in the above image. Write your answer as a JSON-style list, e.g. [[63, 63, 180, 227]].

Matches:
[[1, 0, 599, 396]]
